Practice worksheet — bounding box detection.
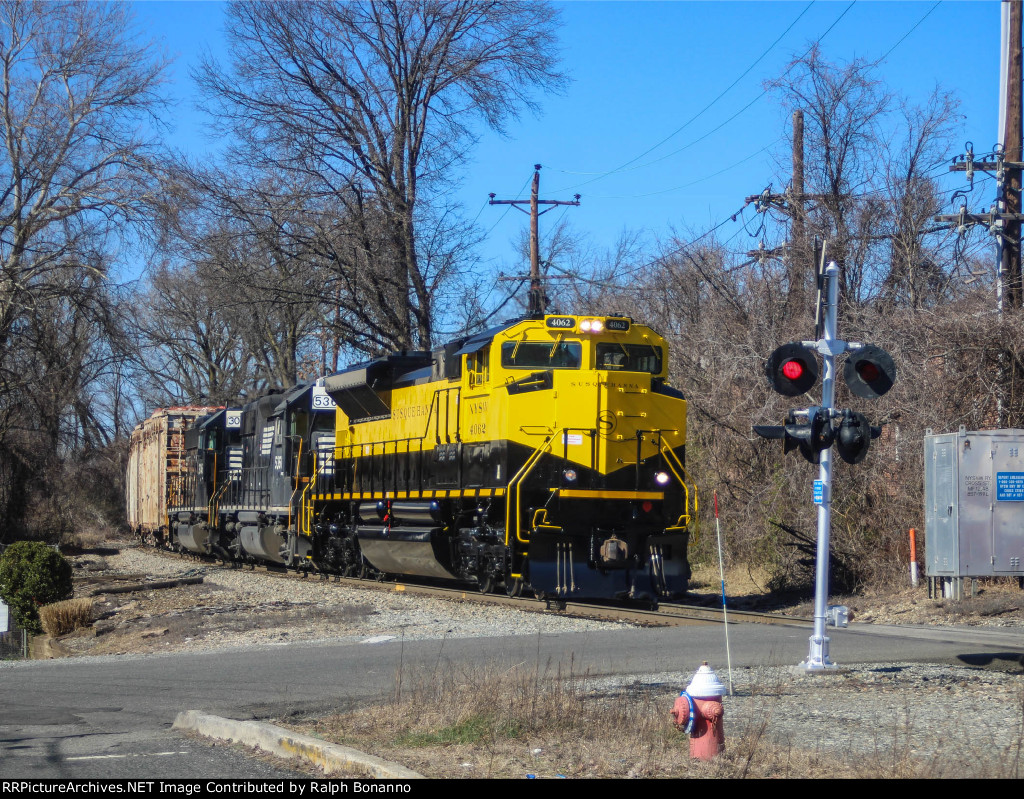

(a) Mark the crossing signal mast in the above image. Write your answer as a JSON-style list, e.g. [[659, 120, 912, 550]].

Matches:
[[754, 260, 896, 670]]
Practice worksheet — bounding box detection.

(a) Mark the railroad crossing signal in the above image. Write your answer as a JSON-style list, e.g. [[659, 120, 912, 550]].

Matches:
[[765, 342, 896, 402], [835, 409, 880, 464], [754, 406, 835, 464], [756, 260, 899, 671], [765, 342, 819, 396], [757, 341, 894, 464], [843, 345, 896, 399]]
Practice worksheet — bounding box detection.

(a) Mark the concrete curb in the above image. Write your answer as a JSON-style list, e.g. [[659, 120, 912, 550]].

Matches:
[[173, 710, 424, 779], [30, 634, 70, 659]]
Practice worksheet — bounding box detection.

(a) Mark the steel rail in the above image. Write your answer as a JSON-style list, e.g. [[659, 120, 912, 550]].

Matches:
[[133, 543, 812, 629]]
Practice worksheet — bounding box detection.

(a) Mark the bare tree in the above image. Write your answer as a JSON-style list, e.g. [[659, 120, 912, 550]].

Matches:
[[133, 261, 258, 406], [878, 92, 962, 308], [765, 47, 962, 309], [0, 1, 168, 540], [196, 0, 565, 351], [0, 1, 166, 347], [765, 45, 892, 305]]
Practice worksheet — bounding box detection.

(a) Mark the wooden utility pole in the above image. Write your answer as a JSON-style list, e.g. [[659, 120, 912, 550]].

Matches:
[[745, 110, 824, 311], [489, 165, 580, 317], [1004, 0, 1023, 308], [937, 1, 1024, 311], [791, 110, 805, 251], [790, 110, 807, 300]]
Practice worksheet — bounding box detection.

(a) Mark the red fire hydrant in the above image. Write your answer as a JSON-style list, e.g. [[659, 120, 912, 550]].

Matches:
[[671, 661, 726, 761]]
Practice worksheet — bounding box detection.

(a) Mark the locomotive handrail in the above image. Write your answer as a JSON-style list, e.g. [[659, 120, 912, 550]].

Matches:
[[504, 433, 555, 547], [299, 452, 316, 536], [287, 437, 303, 537], [207, 480, 229, 537], [658, 439, 699, 543], [300, 450, 333, 537]]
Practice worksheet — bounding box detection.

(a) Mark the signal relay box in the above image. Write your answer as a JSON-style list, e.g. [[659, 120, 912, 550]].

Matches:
[[924, 427, 1024, 597]]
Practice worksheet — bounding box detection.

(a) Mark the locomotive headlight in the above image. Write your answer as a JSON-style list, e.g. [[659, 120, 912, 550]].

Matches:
[[579, 318, 604, 333], [563, 468, 578, 482], [654, 471, 670, 485]]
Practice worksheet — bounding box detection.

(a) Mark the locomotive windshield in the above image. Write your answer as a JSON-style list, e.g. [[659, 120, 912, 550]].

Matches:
[[501, 341, 582, 369], [596, 343, 663, 374]]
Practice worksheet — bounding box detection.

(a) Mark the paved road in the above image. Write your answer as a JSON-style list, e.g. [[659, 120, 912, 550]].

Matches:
[[2, 620, 1022, 778]]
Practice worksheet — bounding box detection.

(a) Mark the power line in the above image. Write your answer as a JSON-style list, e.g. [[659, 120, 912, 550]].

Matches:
[[564, 0, 938, 207], [586, 140, 782, 200], [873, 1, 940, 65], [480, 173, 533, 241], [549, 200, 754, 290], [552, 2, 815, 180], [551, 2, 856, 193]]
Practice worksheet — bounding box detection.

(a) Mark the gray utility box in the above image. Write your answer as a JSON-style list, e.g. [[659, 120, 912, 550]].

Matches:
[[924, 427, 1024, 599]]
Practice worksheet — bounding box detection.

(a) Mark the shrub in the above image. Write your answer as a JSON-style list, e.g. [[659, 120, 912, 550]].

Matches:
[[0, 541, 73, 634], [38, 597, 92, 637]]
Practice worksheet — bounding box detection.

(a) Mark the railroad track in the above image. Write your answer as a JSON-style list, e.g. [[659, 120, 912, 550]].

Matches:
[[133, 542, 812, 629]]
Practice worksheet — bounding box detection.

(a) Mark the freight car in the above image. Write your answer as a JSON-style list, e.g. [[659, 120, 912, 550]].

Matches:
[[132, 313, 698, 602], [126, 406, 222, 542]]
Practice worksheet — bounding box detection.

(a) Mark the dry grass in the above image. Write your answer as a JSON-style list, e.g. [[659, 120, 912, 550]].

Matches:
[[38, 597, 93, 637], [287, 660, 1024, 779], [60, 527, 115, 552]]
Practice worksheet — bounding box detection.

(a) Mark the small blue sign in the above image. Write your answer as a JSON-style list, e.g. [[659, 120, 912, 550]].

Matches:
[[813, 480, 824, 505], [996, 472, 1024, 501]]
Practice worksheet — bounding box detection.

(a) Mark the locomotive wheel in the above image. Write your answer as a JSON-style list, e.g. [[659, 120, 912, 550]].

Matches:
[[505, 577, 524, 598], [478, 574, 495, 594]]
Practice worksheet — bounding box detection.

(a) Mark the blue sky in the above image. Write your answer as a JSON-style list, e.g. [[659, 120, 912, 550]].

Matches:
[[133, 1, 1002, 273]]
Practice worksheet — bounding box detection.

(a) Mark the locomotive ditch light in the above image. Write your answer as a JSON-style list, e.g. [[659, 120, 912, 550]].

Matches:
[[654, 470, 670, 485], [765, 342, 819, 396], [563, 468, 578, 482], [835, 409, 882, 464], [843, 345, 896, 399]]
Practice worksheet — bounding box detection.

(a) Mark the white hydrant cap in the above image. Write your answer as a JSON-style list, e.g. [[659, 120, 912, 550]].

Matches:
[[685, 661, 726, 698]]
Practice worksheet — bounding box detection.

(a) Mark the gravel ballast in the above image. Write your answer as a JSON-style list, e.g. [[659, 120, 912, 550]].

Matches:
[[61, 545, 632, 656]]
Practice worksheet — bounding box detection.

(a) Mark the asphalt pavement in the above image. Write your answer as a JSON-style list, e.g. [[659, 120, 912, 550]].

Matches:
[[2, 620, 1022, 778]]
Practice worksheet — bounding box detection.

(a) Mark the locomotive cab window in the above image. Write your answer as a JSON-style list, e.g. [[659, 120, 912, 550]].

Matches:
[[289, 410, 309, 438], [467, 348, 490, 388], [501, 340, 582, 370], [596, 343, 663, 374]]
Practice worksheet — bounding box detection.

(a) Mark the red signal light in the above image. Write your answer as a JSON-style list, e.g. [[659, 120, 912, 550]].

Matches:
[[856, 361, 880, 382], [844, 345, 895, 399], [766, 342, 819, 396], [782, 360, 805, 381]]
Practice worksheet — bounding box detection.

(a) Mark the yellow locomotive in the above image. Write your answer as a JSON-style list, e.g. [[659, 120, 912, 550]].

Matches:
[[303, 313, 697, 601]]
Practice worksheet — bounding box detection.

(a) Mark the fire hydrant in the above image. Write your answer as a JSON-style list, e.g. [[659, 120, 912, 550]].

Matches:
[[671, 661, 726, 761]]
